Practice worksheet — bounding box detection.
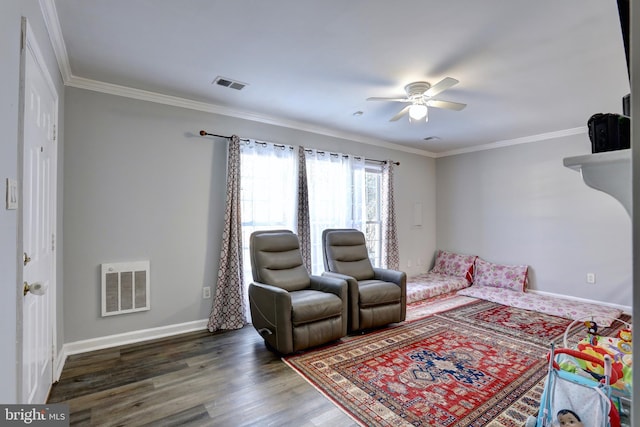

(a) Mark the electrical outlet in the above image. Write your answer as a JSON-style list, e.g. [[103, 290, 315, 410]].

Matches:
[[407, 259, 412, 268], [202, 286, 211, 299], [586, 273, 596, 284]]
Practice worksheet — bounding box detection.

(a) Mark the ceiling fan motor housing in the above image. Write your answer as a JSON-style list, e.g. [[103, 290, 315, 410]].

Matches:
[[405, 82, 431, 99]]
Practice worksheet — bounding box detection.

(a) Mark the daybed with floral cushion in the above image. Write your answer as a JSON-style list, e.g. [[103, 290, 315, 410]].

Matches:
[[408, 251, 625, 327], [456, 256, 623, 327], [406, 250, 476, 304]]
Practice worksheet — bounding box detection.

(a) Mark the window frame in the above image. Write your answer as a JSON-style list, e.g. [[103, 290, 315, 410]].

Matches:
[[364, 162, 383, 268]]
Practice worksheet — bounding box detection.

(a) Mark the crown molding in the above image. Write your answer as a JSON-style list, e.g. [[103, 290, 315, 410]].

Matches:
[[39, 0, 71, 82], [39, 0, 581, 160], [65, 75, 433, 157], [434, 127, 588, 158]]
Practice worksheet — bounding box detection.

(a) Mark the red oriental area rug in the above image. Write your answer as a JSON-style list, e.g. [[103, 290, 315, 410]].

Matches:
[[438, 299, 575, 346], [284, 300, 630, 426], [284, 312, 550, 427]]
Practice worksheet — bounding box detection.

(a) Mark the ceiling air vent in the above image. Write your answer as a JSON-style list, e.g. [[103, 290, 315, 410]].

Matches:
[[213, 76, 248, 91]]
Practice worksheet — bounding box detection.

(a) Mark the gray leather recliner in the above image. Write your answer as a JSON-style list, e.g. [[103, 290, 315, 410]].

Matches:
[[321, 229, 406, 332], [248, 230, 348, 354]]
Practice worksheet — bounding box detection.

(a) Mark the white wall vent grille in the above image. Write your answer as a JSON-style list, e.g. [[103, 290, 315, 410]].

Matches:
[[101, 261, 150, 317]]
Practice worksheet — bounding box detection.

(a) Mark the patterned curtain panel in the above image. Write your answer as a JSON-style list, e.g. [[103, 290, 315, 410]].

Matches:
[[304, 149, 365, 275], [381, 161, 400, 270], [208, 135, 246, 332], [297, 146, 312, 272]]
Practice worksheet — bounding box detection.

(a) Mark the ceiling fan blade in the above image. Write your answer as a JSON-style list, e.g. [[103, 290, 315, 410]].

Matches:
[[367, 97, 410, 102], [424, 77, 459, 97], [426, 99, 467, 111], [389, 105, 411, 121]]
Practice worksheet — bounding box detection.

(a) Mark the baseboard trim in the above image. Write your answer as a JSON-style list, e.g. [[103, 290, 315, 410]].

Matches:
[[528, 289, 632, 314], [54, 319, 209, 381], [54, 349, 66, 382]]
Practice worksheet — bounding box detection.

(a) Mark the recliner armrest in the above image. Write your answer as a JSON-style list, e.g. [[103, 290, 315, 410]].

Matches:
[[310, 275, 348, 336], [373, 268, 407, 288], [248, 282, 292, 328], [321, 271, 353, 281], [249, 281, 292, 299], [322, 271, 360, 331], [309, 275, 348, 300], [373, 268, 407, 322], [321, 271, 358, 290], [248, 281, 294, 353]]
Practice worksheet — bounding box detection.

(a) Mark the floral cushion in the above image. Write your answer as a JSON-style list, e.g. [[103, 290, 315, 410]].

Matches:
[[430, 250, 477, 283], [474, 257, 528, 291]]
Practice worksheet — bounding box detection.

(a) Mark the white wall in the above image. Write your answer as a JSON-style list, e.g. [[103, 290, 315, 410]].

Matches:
[[0, 0, 64, 404], [435, 133, 632, 307], [62, 87, 436, 342]]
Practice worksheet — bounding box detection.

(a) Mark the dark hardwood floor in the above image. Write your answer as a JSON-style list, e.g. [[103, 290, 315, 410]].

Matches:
[[48, 326, 358, 426]]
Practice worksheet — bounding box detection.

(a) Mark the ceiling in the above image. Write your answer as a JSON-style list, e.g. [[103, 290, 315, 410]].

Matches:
[[49, 0, 630, 155]]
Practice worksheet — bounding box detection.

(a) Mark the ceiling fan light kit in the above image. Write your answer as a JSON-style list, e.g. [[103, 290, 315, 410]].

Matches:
[[367, 77, 466, 123], [409, 104, 428, 121]]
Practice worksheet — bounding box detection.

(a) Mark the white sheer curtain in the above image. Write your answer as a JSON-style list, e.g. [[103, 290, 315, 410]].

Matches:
[[304, 149, 366, 274], [240, 140, 296, 317]]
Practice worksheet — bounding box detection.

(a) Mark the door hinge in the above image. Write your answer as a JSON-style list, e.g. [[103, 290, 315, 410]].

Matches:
[[51, 233, 55, 251], [52, 124, 56, 142]]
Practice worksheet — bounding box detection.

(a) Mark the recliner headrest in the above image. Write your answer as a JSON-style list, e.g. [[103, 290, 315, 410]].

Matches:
[[250, 230, 310, 291], [321, 229, 375, 280]]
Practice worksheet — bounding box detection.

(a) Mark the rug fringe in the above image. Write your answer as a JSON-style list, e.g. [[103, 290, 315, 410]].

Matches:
[[281, 357, 367, 427]]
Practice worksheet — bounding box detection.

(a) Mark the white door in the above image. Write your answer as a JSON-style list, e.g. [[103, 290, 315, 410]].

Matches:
[[20, 20, 58, 404]]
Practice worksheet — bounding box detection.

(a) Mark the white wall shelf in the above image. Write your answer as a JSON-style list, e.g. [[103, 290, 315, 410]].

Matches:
[[563, 149, 631, 216]]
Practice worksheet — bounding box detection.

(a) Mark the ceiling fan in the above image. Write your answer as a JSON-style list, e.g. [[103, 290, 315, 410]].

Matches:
[[367, 77, 466, 122]]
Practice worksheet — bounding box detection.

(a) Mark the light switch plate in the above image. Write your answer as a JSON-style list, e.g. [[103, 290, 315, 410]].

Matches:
[[6, 178, 18, 210]]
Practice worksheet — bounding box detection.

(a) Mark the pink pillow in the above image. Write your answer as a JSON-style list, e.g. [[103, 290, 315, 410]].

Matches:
[[474, 257, 529, 291], [430, 250, 477, 283]]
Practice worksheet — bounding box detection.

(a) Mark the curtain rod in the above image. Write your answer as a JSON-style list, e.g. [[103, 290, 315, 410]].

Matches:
[[200, 130, 244, 141], [200, 130, 292, 150], [199, 130, 400, 165], [304, 149, 400, 166]]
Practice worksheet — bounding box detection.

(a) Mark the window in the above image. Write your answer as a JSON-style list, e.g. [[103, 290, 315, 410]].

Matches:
[[365, 163, 383, 267], [239, 142, 296, 311], [305, 150, 365, 274], [239, 146, 385, 280]]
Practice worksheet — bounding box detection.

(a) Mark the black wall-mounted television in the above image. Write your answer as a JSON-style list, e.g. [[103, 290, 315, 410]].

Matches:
[[617, 0, 630, 115], [617, 0, 630, 77]]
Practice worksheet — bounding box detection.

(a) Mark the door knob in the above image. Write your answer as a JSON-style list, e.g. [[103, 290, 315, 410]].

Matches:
[[23, 252, 31, 266], [23, 282, 46, 296]]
